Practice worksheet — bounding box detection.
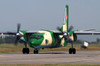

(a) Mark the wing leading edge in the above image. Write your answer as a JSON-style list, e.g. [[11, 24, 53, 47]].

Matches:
[[74, 31, 100, 35]]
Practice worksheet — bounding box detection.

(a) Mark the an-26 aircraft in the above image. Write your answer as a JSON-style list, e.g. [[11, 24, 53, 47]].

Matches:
[[1, 5, 100, 54]]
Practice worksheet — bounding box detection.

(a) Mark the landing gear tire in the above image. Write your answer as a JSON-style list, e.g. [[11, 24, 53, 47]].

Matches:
[[22, 48, 30, 54], [73, 48, 76, 54], [69, 48, 76, 54], [34, 49, 38, 54], [69, 48, 72, 54]]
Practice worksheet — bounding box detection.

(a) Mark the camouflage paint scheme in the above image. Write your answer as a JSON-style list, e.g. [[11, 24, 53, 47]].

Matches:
[[18, 5, 75, 49], [20, 30, 74, 48]]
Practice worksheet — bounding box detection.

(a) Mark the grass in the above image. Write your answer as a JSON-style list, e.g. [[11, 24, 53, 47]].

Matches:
[[0, 43, 100, 53], [0, 44, 24, 53]]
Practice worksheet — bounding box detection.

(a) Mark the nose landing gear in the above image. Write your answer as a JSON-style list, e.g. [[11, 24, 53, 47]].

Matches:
[[34, 49, 39, 54]]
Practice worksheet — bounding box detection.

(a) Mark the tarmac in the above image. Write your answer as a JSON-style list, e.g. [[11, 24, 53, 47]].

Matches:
[[0, 51, 100, 64]]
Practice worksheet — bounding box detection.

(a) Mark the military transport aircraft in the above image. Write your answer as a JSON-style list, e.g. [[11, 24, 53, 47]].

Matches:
[[1, 5, 100, 54]]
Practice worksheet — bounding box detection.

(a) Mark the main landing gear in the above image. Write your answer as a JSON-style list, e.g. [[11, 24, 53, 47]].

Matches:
[[22, 48, 29, 54], [69, 42, 76, 54], [22, 48, 39, 54]]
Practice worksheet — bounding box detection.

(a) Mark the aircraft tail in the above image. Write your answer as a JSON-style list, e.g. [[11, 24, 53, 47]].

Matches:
[[61, 5, 69, 32], [60, 5, 69, 47]]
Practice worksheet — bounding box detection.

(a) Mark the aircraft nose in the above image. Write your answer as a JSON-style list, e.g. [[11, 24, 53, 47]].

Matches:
[[29, 39, 39, 45], [30, 40, 35, 44], [29, 39, 43, 47]]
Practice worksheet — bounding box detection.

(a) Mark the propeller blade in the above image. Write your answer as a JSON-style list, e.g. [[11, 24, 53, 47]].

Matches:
[[15, 23, 21, 45], [17, 23, 21, 33], [61, 36, 64, 40], [57, 25, 74, 43], [57, 26, 63, 34], [68, 25, 73, 32]]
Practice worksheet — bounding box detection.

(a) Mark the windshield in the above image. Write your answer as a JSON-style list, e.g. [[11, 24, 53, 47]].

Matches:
[[30, 35, 43, 39]]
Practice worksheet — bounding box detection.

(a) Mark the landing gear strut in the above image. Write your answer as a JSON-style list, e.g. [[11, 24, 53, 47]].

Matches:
[[34, 49, 39, 54], [69, 42, 76, 54], [22, 42, 30, 54]]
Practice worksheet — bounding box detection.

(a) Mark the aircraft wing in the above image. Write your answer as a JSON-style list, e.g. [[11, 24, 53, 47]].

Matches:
[[0, 32, 16, 35], [0, 31, 37, 36], [53, 30, 100, 36], [1, 31, 100, 36], [74, 31, 100, 35]]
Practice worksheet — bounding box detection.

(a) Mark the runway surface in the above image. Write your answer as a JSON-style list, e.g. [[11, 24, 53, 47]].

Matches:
[[0, 51, 100, 64]]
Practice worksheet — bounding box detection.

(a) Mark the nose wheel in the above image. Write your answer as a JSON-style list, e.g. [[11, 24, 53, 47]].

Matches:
[[34, 49, 39, 54]]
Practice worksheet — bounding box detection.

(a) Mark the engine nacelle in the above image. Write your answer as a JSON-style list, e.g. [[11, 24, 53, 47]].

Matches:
[[73, 33, 77, 42]]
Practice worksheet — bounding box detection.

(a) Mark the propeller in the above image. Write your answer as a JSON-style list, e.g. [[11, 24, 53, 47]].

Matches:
[[15, 23, 22, 44], [57, 25, 73, 42]]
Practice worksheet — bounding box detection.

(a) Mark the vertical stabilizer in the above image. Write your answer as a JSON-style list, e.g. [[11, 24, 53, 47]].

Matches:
[[66, 5, 69, 32], [60, 5, 69, 47], [61, 5, 69, 32]]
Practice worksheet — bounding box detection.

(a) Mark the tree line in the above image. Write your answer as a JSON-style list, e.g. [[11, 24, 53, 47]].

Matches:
[[0, 35, 15, 44]]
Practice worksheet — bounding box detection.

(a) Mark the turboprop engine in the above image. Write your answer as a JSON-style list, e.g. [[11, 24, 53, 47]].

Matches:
[[73, 33, 77, 42]]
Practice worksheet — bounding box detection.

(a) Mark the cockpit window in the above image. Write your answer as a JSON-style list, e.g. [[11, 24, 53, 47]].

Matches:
[[30, 35, 43, 39]]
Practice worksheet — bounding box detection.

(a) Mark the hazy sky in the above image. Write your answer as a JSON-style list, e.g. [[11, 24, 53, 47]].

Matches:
[[0, 0, 100, 41]]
